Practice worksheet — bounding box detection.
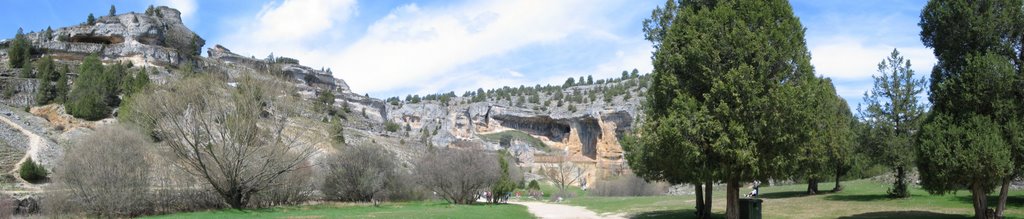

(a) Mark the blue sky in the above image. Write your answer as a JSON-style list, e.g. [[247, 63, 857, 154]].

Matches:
[[1, 0, 933, 109]]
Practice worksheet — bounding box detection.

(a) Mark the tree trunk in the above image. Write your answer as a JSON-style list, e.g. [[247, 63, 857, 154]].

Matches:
[[970, 182, 989, 219], [705, 181, 713, 218], [833, 172, 843, 192], [996, 177, 1010, 218], [726, 180, 740, 219], [807, 178, 818, 195], [890, 166, 909, 198], [695, 184, 706, 219]]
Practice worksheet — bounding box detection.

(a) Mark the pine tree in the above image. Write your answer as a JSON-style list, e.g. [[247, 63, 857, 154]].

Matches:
[[18, 60, 33, 78], [67, 55, 111, 120], [34, 56, 56, 105], [54, 65, 70, 103], [7, 28, 32, 68], [625, 1, 819, 218], [87, 13, 96, 25], [859, 49, 927, 198], [917, 1, 1023, 218], [108, 5, 116, 16]]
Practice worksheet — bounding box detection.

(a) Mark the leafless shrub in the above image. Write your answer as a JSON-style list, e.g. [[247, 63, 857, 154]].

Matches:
[[543, 152, 585, 195], [323, 144, 400, 204], [251, 161, 315, 208], [123, 75, 317, 209], [589, 174, 669, 197], [415, 149, 499, 204], [46, 125, 152, 217], [0, 194, 12, 219], [147, 148, 225, 213]]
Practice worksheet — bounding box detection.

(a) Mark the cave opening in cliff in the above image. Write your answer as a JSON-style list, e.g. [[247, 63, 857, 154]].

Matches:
[[491, 115, 571, 143], [69, 35, 125, 44]]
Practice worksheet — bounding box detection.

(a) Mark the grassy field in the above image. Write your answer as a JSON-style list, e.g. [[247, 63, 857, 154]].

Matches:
[[142, 201, 534, 219], [140, 179, 1024, 219], [564, 179, 1024, 219]]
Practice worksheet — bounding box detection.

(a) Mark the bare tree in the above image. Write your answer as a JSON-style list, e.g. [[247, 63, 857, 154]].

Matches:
[[416, 149, 499, 204], [50, 125, 152, 217], [124, 75, 317, 209], [323, 144, 399, 205], [544, 152, 585, 196]]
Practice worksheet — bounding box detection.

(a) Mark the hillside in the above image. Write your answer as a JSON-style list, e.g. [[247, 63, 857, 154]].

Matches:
[[0, 6, 646, 190]]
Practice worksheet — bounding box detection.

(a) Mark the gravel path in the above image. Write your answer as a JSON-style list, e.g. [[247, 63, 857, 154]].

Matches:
[[0, 115, 46, 175], [511, 201, 625, 219]]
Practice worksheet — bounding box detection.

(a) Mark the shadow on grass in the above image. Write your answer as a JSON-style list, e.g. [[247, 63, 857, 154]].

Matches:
[[824, 194, 890, 202], [631, 209, 724, 219], [758, 191, 807, 199], [836, 211, 965, 219], [956, 195, 1024, 208]]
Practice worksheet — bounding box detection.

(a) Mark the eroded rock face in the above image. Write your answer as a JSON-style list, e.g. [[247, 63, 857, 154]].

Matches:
[[206, 45, 350, 93], [22, 6, 203, 67], [0, 78, 37, 108]]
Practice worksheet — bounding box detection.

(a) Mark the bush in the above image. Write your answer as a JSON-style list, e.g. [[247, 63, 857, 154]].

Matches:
[[2, 85, 15, 99], [7, 28, 31, 68], [490, 154, 517, 203], [416, 149, 500, 204], [251, 161, 314, 208], [67, 55, 116, 120], [384, 121, 400, 132], [589, 175, 668, 197], [49, 125, 151, 217], [0, 194, 12, 218], [323, 144, 400, 203], [18, 157, 47, 183], [527, 180, 541, 191]]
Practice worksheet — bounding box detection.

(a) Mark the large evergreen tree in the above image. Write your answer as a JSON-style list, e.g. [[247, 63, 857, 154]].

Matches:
[[67, 55, 111, 120], [34, 56, 57, 105], [626, 1, 819, 218], [793, 77, 855, 195], [859, 49, 927, 198], [917, 0, 1023, 218], [7, 28, 32, 68]]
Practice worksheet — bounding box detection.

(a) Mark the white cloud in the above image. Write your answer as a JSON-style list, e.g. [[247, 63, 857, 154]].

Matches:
[[810, 37, 935, 80], [332, 0, 617, 94], [218, 0, 358, 62], [506, 69, 524, 78], [156, 0, 197, 22], [215, 0, 643, 96], [808, 36, 935, 109]]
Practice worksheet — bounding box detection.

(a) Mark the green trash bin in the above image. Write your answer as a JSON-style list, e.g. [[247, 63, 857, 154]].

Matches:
[[739, 198, 762, 219]]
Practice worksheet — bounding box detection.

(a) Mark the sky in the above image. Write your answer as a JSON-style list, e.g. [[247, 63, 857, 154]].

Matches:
[[0, 0, 934, 110]]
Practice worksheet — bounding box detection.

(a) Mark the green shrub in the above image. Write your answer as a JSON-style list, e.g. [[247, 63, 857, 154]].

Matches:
[[384, 121, 400, 132], [19, 157, 47, 183], [7, 28, 31, 68], [2, 86, 14, 99], [67, 55, 122, 120], [528, 180, 541, 191]]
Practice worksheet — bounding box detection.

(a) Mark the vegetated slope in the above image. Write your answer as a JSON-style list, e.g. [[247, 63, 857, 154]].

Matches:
[[0, 5, 649, 185]]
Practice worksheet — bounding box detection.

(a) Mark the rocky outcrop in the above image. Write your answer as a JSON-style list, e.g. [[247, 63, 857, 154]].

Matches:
[[22, 6, 203, 67], [0, 78, 37, 108], [206, 45, 350, 93]]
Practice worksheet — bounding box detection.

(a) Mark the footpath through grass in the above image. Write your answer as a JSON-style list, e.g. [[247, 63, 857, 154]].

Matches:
[[563, 179, 1024, 219], [142, 201, 534, 219]]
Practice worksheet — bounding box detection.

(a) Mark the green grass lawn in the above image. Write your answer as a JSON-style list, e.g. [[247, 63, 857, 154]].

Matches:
[[139, 179, 1024, 219], [563, 179, 1024, 219], [142, 201, 534, 219]]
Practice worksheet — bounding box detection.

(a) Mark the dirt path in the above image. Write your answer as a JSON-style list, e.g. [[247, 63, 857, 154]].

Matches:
[[511, 201, 625, 219], [0, 115, 45, 175]]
